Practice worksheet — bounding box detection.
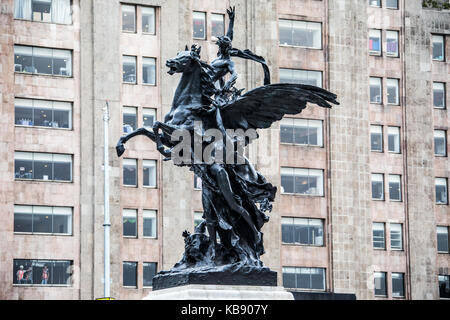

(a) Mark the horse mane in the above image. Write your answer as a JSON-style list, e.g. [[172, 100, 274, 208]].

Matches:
[[197, 60, 217, 106]]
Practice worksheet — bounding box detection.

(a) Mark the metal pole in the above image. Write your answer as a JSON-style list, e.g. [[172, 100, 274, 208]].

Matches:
[[103, 101, 110, 298]]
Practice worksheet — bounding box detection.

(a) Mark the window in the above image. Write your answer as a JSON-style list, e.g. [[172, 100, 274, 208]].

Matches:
[[123, 209, 137, 238], [123, 107, 137, 134], [392, 273, 405, 298], [143, 210, 157, 238], [386, 31, 399, 57], [142, 7, 155, 34], [434, 130, 447, 156], [14, 205, 72, 235], [371, 125, 383, 152], [123, 158, 137, 186], [280, 118, 323, 146], [143, 160, 157, 187], [14, 0, 71, 24], [282, 267, 326, 291], [143, 57, 156, 85], [281, 168, 324, 196], [123, 261, 137, 287], [432, 35, 445, 61], [143, 262, 157, 287], [123, 55, 137, 84], [437, 226, 449, 253], [194, 173, 202, 189], [281, 217, 324, 246], [143, 108, 156, 129], [386, 0, 399, 9], [15, 98, 72, 129], [279, 20, 322, 49], [122, 5, 136, 32], [436, 178, 448, 205], [374, 272, 387, 296], [371, 174, 384, 200], [370, 77, 382, 104], [433, 82, 446, 109], [14, 45, 72, 76], [193, 11, 206, 39], [439, 275, 450, 299], [390, 223, 403, 250], [369, 0, 381, 7], [388, 126, 401, 153], [211, 13, 225, 38], [373, 223, 385, 249], [369, 29, 382, 55], [387, 78, 399, 105], [13, 259, 72, 285], [280, 69, 322, 87], [194, 211, 204, 228], [389, 174, 402, 201], [14, 151, 72, 182]]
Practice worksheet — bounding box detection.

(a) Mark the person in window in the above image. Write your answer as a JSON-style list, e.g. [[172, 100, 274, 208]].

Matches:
[[16, 265, 25, 284], [25, 265, 33, 284], [41, 265, 49, 284]]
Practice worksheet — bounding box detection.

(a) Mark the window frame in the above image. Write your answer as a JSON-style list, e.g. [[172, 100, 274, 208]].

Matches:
[[280, 167, 325, 197], [193, 11, 206, 40], [281, 217, 325, 247], [13, 205, 73, 236], [369, 29, 382, 56], [280, 118, 324, 147], [278, 19, 323, 50], [434, 129, 448, 157], [14, 0, 73, 25], [432, 34, 445, 62], [371, 173, 385, 201]]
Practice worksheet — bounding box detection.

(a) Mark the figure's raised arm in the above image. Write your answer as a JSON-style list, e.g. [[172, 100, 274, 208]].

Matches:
[[226, 6, 235, 41]]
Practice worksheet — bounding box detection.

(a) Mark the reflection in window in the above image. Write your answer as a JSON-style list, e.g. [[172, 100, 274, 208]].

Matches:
[[123, 209, 137, 237], [123, 261, 137, 287], [439, 275, 450, 299], [434, 130, 447, 156], [14, 151, 72, 182], [373, 223, 385, 249], [281, 167, 324, 196], [193, 11, 206, 39], [123, 158, 137, 186], [371, 174, 384, 200], [370, 77, 382, 104], [374, 272, 387, 296], [392, 273, 404, 298], [143, 160, 157, 187], [390, 223, 403, 250], [279, 68, 322, 87], [388, 126, 401, 153], [436, 178, 448, 205], [143, 108, 156, 129], [143, 57, 156, 85], [14, 0, 71, 24], [142, 7, 155, 34], [432, 35, 445, 61], [13, 259, 72, 285], [143, 210, 157, 238], [14, 45, 72, 76], [387, 78, 399, 105], [15, 98, 72, 129], [123, 107, 137, 134], [280, 118, 323, 146], [389, 174, 402, 201], [211, 13, 225, 38], [143, 262, 157, 287], [386, 31, 399, 57], [14, 205, 72, 235], [437, 226, 449, 253], [371, 125, 383, 152], [369, 29, 381, 55], [122, 5, 136, 32], [433, 82, 446, 109], [123, 55, 136, 84], [282, 267, 326, 291], [281, 217, 324, 246], [279, 19, 322, 49]]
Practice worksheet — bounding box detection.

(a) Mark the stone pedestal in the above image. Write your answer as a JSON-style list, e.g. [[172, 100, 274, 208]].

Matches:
[[143, 284, 294, 300]]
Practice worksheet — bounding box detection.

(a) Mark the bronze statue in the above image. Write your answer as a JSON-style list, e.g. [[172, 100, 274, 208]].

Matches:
[[116, 7, 339, 289]]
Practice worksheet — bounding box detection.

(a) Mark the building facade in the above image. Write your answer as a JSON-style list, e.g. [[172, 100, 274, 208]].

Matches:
[[0, 0, 448, 300]]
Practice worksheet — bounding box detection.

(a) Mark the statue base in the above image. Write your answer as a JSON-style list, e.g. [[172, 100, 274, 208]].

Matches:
[[143, 284, 294, 300], [152, 266, 277, 291]]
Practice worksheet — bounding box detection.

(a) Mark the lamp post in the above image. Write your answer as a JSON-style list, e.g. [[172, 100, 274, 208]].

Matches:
[[103, 101, 111, 298]]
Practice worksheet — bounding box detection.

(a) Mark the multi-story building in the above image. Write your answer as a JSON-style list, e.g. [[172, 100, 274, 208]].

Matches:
[[0, 0, 448, 300]]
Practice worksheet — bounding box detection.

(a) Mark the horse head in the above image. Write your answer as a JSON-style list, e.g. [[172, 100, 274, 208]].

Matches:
[[166, 44, 202, 75]]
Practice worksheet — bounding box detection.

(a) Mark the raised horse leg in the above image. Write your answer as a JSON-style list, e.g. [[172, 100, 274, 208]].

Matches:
[[116, 127, 156, 157], [152, 121, 184, 160]]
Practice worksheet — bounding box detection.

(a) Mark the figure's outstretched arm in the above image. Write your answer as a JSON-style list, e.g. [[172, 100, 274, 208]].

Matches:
[[226, 6, 235, 41]]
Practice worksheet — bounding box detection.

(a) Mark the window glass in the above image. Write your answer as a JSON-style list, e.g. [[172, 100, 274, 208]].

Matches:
[[371, 174, 384, 200], [143, 57, 156, 85], [14, 152, 33, 179], [369, 29, 381, 55], [14, 98, 33, 126], [432, 35, 445, 61], [122, 5, 136, 32], [143, 262, 157, 287], [14, 0, 32, 20], [392, 273, 404, 298], [14, 45, 71, 76], [436, 178, 448, 205], [390, 223, 403, 250], [368, 0, 381, 7], [143, 108, 156, 129], [52, 49, 71, 76], [193, 11, 206, 39], [388, 127, 401, 153], [51, 0, 71, 24], [281, 217, 324, 246], [123, 209, 137, 237], [33, 152, 53, 180], [14, 205, 72, 235], [373, 223, 385, 249], [32, 206, 53, 233], [14, 45, 33, 73], [52, 207, 72, 234], [371, 125, 383, 152], [194, 173, 202, 189], [33, 100, 52, 127], [389, 174, 401, 201], [211, 13, 225, 38], [386, 0, 399, 9], [123, 107, 137, 134], [13, 259, 72, 285], [370, 77, 382, 104], [32, 0, 51, 22], [374, 272, 387, 296], [282, 267, 326, 291], [123, 261, 137, 287], [52, 154, 72, 181], [437, 226, 449, 253], [387, 78, 399, 105], [280, 118, 323, 146], [142, 7, 155, 34], [386, 31, 399, 57], [52, 101, 71, 128], [439, 275, 450, 299], [281, 168, 324, 196], [14, 205, 33, 233], [33, 47, 53, 75], [123, 55, 137, 84], [279, 20, 322, 49], [123, 158, 137, 186], [194, 211, 204, 228], [280, 69, 322, 87], [143, 160, 157, 187], [434, 130, 447, 156], [433, 82, 446, 109], [143, 210, 157, 238]]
